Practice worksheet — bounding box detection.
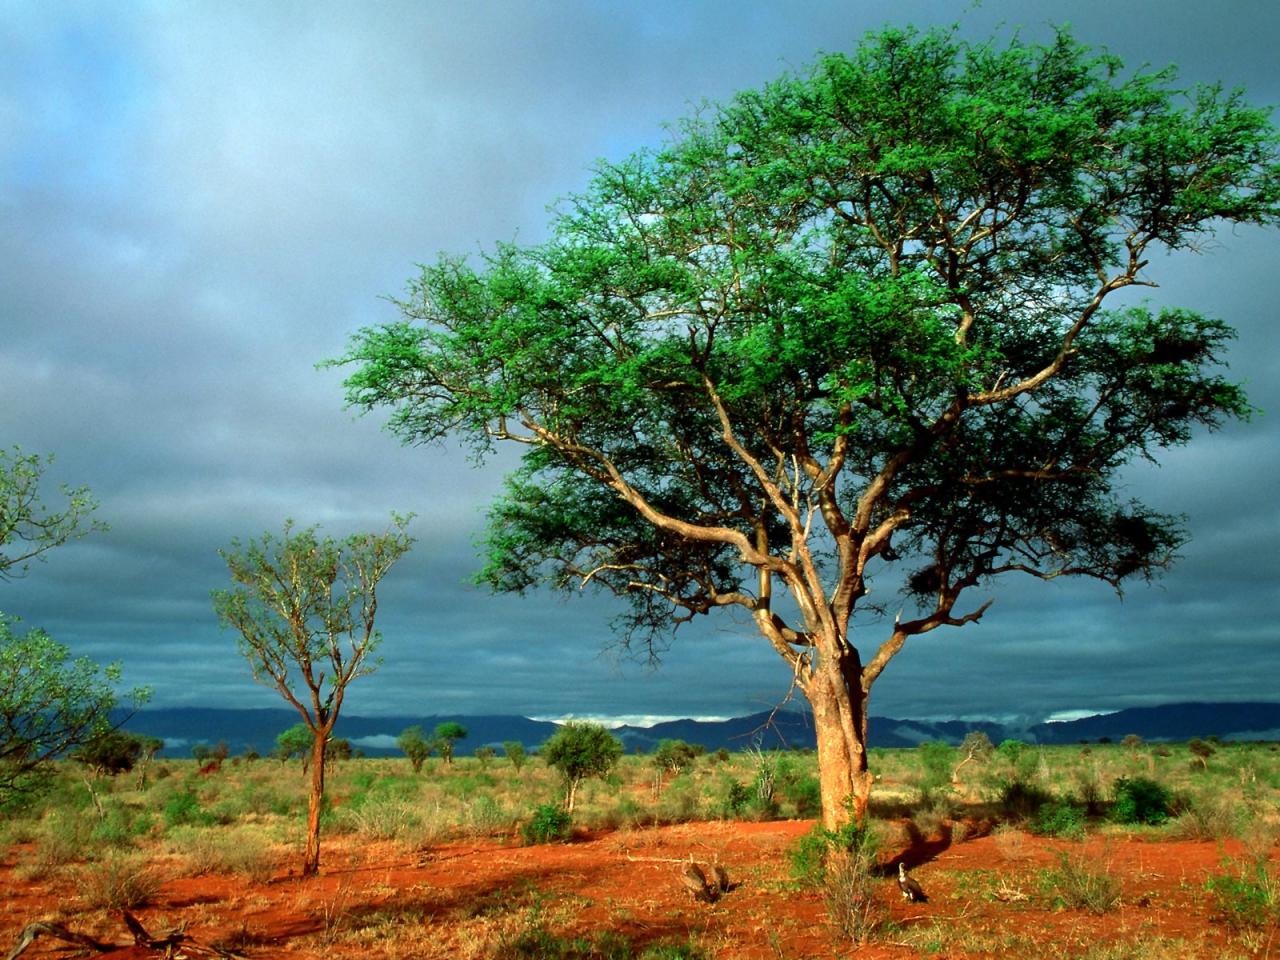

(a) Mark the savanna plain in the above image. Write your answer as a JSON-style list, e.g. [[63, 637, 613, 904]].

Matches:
[[2, 737, 1278, 959]]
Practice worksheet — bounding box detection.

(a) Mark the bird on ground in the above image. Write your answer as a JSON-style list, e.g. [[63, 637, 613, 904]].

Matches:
[[898, 862, 928, 903], [712, 862, 731, 894], [680, 858, 718, 903]]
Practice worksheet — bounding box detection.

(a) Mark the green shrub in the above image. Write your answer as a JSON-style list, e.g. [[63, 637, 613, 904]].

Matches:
[[502, 741, 527, 772], [1110, 776, 1172, 825], [1205, 857, 1278, 930], [656, 775, 701, 823], [781, 773, 822, 817], [162, 789, 214, 827], [468, 795, 509, 833], [719, 779, 751, 818], [89, 799, 154, 847], [913, 741, 955, 804], [1037, 850, 1121, 914], [521, 803, 572, 845], [1032, 800, 1087, 840], [788, 821, 883, 942], [788, 820, 874, 889], [996, 779, 1052, 821]]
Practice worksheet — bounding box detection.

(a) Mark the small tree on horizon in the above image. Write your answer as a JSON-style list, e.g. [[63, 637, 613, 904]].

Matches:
[[73, 729, 146, 777], [397, 725, 433, 772], [212, 515, 413, 876], [433, 721, 468, 764], [541, 721, 623, 812], [502, 740, 527, 772], [276, 722, 313, 767]]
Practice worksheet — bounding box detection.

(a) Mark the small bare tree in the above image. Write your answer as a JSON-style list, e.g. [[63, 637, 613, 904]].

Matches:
[[951, 731, 995, 785], [212, 516, 413, 875]]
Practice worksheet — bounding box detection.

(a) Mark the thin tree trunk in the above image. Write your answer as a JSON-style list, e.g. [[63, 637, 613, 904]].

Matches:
[[302, 730, 327, 876], [804, 656, 873, 830]]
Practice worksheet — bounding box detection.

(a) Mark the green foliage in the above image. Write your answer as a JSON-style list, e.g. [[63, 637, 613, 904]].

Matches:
[[212, 517, 413, 727], [73, 729, 146, 776], [494, 924, 705, 960], [397, 725, 433, 772], [331, 24, 1277, 830], [540, 721, 623, 811], [718, 779, 751, 818], [914, 740, 955, 804], [996, 778, 1053, 822], [163, 789, 215, 828], [520, 802, 572, 845], [788, 820, 876, 889], [503, 740, 527, 771], [474, 745, 496, 768], [1110, 776, 1173, 825], [275, 723, 313, 764], [0, 446, 106, 580], [651, 739, 700, 775], [1037, 850, 1122, 914], [1032, 799, 1087, 840], [1205, 857, 1278, 930], [433, 721, 468, 763], [0, 615, 149, 803]]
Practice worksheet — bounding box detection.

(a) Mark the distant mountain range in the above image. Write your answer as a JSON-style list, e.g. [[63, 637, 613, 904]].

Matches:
[[115, 701, 1280, 758]]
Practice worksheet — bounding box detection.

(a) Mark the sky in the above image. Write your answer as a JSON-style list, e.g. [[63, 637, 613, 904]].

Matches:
[[2, 0, 1278, 728]]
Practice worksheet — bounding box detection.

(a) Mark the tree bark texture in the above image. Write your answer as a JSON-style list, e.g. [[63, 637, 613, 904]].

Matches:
[[303, 729, 328, 876], [802, 655, 873, 829]]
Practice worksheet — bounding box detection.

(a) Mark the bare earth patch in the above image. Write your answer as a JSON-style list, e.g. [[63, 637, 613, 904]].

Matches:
[[1, 820, 1274, 958]]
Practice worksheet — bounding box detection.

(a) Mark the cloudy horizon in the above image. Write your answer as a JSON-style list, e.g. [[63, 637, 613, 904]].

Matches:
[[3, 0, 1278, 727]]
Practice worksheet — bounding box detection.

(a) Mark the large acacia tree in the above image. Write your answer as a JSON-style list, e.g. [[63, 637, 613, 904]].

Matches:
[[333, 28, 1278, 829], [212, 517, 413, 874]]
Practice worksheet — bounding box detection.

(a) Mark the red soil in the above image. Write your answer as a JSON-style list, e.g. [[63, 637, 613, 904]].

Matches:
[[1, 820, 1273, 958]]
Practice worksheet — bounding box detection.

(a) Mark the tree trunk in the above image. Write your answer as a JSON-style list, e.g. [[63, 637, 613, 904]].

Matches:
[[803, 657, 873, 830], [302, 731, 327, 876]]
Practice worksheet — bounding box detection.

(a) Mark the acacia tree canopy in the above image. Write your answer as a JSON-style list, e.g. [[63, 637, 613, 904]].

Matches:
[[332, 27, 1279, 828], [0, 447, 106, 581]]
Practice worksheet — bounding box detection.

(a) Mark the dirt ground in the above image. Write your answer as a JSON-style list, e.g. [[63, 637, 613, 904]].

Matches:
[[1, 819, 1274, 959]]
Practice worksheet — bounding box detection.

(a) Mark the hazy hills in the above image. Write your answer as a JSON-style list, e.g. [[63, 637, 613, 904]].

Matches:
[[116, 701, 1280, 758]]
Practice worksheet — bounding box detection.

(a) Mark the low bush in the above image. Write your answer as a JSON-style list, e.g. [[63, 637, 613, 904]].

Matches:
[[788, 821, 884, 942], [521, 803, 572, 845], [173, 826, 278, 882], [1110, 776, 1172, 826], [718, 779, 751, 818], [78, 852, 163, 910], [1205, 857, 1278, 930], [1032, 799, 1087, 840], [1037, 851, 1121, 914], [162, 789, 215, 828], [995, 779, 1053, 821]]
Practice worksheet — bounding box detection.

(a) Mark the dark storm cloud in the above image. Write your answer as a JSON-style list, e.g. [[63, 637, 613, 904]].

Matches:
[[1, 0, 1277, 724]]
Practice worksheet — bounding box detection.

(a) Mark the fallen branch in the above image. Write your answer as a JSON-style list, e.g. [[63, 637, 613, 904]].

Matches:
[[4, 912, 247, 960], [5, 921, 112, 960]]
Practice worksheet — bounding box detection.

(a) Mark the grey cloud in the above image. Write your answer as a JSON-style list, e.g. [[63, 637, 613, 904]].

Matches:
[[2, 0, 1278, 725]]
